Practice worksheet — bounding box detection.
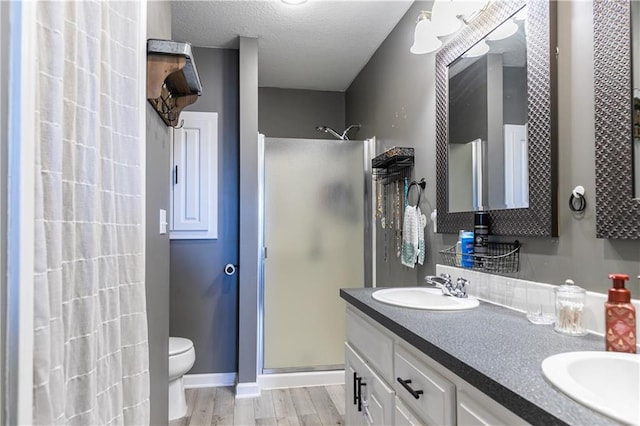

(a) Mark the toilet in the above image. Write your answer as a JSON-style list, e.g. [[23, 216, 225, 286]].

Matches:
[[168, 337, 196, 421]]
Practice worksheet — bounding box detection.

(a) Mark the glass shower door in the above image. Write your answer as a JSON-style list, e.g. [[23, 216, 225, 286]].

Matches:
[[263, 138, 364, 372]]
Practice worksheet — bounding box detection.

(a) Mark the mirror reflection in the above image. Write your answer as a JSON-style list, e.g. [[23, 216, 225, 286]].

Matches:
[[632, 0, 640, 198], [447, 6, 528, 213]]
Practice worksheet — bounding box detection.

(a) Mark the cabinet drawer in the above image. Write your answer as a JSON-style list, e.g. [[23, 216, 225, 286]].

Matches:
[[394, 345, 455, 425], [346, 308, 393, 383], [457, 389, 528, 426], [394, 397, 424, 426]]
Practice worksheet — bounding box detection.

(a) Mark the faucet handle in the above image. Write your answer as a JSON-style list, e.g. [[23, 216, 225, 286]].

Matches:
[[456, 277, 469, 294], [440, 273, 451, 282]]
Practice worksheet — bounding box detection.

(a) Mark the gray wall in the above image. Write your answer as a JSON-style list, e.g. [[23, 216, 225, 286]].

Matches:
[[170, 47, 240, 375], [504, 67, 527, 125], [258, 88, 345, 139], [146, 2, 172, 424], [449, 56, 487, 145], [238, 37, 260, 385], [347, 1, 438, 288], [347, 0, 640, 293]]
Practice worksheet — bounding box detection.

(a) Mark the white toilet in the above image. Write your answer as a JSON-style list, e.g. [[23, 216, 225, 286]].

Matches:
[[168, 337, 196, 421]]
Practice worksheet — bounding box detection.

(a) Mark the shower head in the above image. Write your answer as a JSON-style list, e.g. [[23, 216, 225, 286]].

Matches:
[[315, 125, 344, 140], [342, 124, 361, 140], [315, 124, 362, 141]]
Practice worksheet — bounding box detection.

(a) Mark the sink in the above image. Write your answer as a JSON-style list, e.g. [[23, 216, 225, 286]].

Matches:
[[541, 351, 640, 424], [372, 287, 479, 311]]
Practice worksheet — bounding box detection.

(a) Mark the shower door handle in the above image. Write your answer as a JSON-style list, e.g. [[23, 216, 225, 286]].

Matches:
[[174, 165, 178, 184]]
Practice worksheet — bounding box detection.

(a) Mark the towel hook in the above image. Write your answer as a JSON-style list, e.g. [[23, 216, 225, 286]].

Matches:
[[569, 185, 586, 213], [407, 178, 426, 206]]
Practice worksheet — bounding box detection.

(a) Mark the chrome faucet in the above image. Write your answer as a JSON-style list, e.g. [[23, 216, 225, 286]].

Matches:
[[424, 273, 469, 298]]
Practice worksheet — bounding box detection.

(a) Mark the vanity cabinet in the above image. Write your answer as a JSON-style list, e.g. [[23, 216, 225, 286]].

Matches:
[[345, 343, 394, 425], [345, 306, 527, 425]]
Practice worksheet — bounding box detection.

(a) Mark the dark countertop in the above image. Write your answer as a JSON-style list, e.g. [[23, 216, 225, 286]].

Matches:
[[340, 288, 621, 426]]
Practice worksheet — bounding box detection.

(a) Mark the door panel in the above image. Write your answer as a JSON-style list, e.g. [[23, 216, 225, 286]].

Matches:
[[264, 138, 364, 370]]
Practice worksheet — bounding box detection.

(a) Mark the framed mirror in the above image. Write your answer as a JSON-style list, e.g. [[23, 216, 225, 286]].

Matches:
[[593, 0, 640, 239], [435, 0, 558, 236]]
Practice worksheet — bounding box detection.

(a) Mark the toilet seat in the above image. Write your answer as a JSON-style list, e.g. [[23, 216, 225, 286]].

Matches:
[[169, 337, 193, 357]]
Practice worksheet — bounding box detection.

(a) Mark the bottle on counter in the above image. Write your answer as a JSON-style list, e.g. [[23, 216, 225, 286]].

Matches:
[[460, 231, 474, 268], [605, 274, 636, 353], [473, 212, 490, 268]]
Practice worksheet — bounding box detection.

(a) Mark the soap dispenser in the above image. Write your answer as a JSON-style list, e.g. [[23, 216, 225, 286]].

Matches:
[[605, 274, 636, 353]]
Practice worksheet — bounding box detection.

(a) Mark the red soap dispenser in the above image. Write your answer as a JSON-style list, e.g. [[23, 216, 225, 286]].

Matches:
[[605, 274, 636, 353]]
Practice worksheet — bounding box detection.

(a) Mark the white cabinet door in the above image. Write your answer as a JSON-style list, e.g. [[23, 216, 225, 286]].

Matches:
[[170, 111, 218, 239], [345, 343, 366, 426], [345, 343, 394, 426]]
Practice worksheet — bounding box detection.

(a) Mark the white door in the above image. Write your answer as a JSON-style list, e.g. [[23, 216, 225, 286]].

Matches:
[[504, 124, 528, 209], [263, 138, 364, 371], [171, 111, 218, 239]]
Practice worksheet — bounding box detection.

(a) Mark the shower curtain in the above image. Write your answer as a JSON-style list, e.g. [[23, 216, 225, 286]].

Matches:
[[33, 2, 149, 424]]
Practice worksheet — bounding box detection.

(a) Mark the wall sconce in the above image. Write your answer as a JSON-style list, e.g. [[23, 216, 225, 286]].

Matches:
[[410, 11, 442, 54], [486, 19, 518, 41], [410, 0, 489, 55]]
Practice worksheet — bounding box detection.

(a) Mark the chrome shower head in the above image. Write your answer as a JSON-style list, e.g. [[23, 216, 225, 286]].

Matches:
[[315, 125, 344, 140]]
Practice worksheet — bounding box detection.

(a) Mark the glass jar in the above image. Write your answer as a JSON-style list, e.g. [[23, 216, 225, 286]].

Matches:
[[554, 279, 587, 336]]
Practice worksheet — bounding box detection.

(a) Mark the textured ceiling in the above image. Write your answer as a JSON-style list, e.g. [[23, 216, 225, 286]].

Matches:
[[171, 0, 414, 91]]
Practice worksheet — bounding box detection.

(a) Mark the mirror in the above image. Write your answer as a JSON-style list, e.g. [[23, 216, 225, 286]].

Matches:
[[436, 0, 558, 236], [633, 1, 640, 199], [593, 0, 640, 239], [448, 6, 528, 212]]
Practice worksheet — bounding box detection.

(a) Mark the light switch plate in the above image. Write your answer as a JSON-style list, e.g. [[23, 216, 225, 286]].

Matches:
[[159, 209, 167, 234]]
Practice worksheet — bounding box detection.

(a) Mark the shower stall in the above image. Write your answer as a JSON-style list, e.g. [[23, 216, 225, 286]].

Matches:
[[259, 134, 374, 373]]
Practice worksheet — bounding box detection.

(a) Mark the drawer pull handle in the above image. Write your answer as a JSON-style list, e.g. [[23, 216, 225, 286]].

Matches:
[[357, 377, 367, 412], [353, 372, 359, 405], [397, 377, 424, 400]]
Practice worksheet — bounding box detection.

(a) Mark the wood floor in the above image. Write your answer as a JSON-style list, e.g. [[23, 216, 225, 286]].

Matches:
[[170, 385, 345, 426]]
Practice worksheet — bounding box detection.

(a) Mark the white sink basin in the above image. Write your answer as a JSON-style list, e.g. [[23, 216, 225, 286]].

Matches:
[[542, 351, 640, 425], [372, 287, 479, 311]]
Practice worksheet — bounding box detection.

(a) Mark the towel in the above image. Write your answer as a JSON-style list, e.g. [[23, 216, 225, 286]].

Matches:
[[401, 205, 426, 268]]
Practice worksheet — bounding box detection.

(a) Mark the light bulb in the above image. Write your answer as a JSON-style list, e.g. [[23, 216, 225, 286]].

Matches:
[[431, 0, 462, 37], [487, 19, 518, 41], [410, 17, 442, 54], [464, 40, 489, 58], [281, 0, 307, 4]]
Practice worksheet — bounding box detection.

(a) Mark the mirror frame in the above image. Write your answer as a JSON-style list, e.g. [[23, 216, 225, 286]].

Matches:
[[593, 0, 640, 239], [435, 0, 558, 236]]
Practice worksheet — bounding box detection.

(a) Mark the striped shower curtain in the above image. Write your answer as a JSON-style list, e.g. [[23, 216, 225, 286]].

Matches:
[[33, 2, 149, 424]]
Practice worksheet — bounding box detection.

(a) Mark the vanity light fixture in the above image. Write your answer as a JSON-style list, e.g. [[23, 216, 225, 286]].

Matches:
[[410, 11, 443, 55], [410, 0, 489, 55]]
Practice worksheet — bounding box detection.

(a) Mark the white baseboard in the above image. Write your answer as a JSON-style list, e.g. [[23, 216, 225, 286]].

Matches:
[[258, 370, 345, 390], [183, 372, 237, 389], [235, 382, 261, 399]]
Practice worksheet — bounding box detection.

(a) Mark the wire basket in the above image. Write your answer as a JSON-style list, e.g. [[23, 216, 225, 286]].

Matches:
[[439, 240, 521, 273]]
